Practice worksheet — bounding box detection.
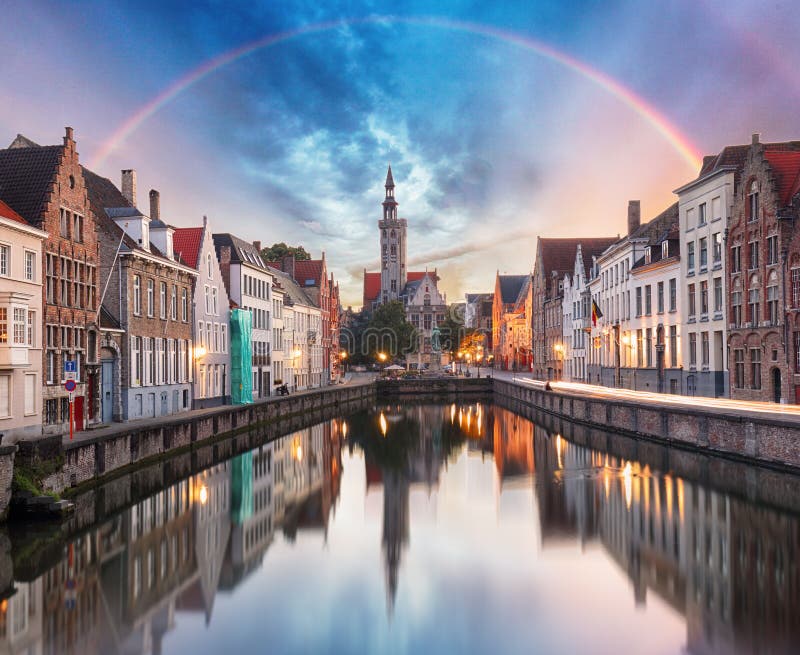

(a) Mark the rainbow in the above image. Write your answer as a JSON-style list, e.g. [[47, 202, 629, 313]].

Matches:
[[90, 16, 703, 171]]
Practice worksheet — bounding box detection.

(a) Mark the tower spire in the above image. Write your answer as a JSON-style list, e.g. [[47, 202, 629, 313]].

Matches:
[[385, 164, 394, 190]]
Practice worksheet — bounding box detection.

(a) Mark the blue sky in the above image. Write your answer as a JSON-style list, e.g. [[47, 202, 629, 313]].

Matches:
[[2, 1, 799, 305]]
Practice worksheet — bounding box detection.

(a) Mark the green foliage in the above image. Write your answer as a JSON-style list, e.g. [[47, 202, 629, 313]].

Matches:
[[437, 308, 471, 358], [366, 301, 416, 359], [12, 455, 64, 500], [261, 242, 311, 262]]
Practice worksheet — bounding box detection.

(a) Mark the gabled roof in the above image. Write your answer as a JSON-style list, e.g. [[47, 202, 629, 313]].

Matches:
[[764, 151, 800, 205], [0, 140, 62, 225], [538, 237, 618, 280], [173, 227, 204, 269], [212, 233, 270, 270], [0, 198, 28, 225], [271, 266, 315, 307], [630, 202, 679, 244], [295, 259, 324, 287], [497, 274, 528, 305]]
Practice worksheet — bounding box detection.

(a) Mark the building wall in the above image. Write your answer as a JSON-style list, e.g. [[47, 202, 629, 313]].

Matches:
[[678, 170, 733, 398], [193, 228, 231, 409], [41, 129, 101, 434], [727, 143, 798, 403], [0, 217, 46, 441]]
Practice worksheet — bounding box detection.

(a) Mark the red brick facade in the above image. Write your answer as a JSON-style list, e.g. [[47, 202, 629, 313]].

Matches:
[[727, 137, 800, 402]]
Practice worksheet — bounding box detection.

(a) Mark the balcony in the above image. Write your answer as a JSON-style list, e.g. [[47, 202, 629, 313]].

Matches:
[[0, 344, 29, 367]]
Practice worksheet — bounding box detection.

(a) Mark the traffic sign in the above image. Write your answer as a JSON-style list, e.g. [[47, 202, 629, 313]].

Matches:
[[64, 360, 76, 374], [64, 379, 76, 392]]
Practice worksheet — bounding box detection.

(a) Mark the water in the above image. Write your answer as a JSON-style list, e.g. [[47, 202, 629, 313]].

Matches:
[[1, 401, 798, 654]]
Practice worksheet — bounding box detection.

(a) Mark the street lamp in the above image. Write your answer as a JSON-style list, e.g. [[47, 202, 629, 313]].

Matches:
[[339, 350, 348, 380], [553, 343, 564, 381]]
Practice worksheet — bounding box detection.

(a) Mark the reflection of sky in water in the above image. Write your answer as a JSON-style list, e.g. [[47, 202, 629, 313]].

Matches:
[[164, 434, 684, 654]]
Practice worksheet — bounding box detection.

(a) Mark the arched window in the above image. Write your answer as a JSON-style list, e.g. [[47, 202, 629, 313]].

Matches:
[[748, 180, 759, 222], [207, 253, 213, 279]]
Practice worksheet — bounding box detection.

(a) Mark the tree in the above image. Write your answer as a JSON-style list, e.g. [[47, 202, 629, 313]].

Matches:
[[363, 301, 416, 360], [437, 308, 471, 359], [261, 242, 311, 262]]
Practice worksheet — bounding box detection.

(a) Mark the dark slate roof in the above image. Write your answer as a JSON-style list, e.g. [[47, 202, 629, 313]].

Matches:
[[0, 142, 62, 225], [271, 266, 315, 307], [630, 202, 679, 244], [385, 165, 394, 187], [498, 275, 528, 304], [539, 237, 618, 279], [212, 233, 270, 270], [99, 305, 122, 330]]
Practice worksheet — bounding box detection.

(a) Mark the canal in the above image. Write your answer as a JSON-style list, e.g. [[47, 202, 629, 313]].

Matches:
[[0, 401, 797, 654]]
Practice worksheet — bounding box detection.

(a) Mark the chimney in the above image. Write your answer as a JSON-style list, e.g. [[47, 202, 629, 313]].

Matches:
[[253, 240, 261, 252], [282, 254, 296, 280], [121, 170, 137, 206], [63, 127, 74, 145], [627, 200, 641, 236], [752, 132, 761, 145], [149, 189, 160, 221]]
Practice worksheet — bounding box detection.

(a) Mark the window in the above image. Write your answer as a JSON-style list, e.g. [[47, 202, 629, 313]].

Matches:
[[748, 181, 759, 222], [687, 242, 695, 271], [644, 285, 652, 315], [734, 349, 745, 388], [712, 233, 722, 265], [13, 308, 25, 345], [657, 282, 664, 314], [133, 275, 141, 315], [60, 208, 69, 238], [131, 336, 142, 386], [698, 202, 707, 225], [147, 279, 154, 317], [212, 287, 218, 315], [182, 288, 188, 321], [711, 196, 721, 221], [767, 235, 779, 265], [669, 326, 677, 368], [636, 330, 643, 367], [27, 310, 34, 346], [750, 348, 761, 389], [220, 325, 227, 353], [160, 282, 166, 319], [669, 278, 676, 312], [731, 245, 741, 273], [24, 251, 35, 281], [748, 288, 760, 324], [713, 277, 723, 314], [686, 207, 695, 229], [46, 350, 55, 384], [688, 283, 696, 317], [689, 333, 697, 366], [731, 291, 743, 327], [700, 280, 708, 315], [701, 332, 709, 366], [204, 286, 210, 314], [796, 332, 800, 373], [699, 237, 708, 269], [767, 285, 779, 324], [24, 374, 35, 415], [72, 213, 83, 243], [635, 287, 642, 316], [207, 253, 213, 279], [749, 241, 759, 270], [645, 328, 652, 367], [46, 254, 55, 303]]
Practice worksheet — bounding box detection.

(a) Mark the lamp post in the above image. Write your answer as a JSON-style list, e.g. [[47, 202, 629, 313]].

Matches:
[[193, 345, 207, 408], [339, 350, 348, 381], [553, 343, 564, 381]]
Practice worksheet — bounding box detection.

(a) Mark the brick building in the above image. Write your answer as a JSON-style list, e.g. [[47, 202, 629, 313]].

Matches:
[[727, 134, 800, 403], [0, 129, 101, 434], [492, 273, 529, 370], [88, 170, 196, 421], [533, 237, 617, 380]]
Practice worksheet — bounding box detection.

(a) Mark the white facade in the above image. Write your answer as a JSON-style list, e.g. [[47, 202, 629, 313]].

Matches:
[[272, 285, 286, 388], [675, 167, 733, 398], [0, 210, 47, 441], [561, 244, 593, 382]]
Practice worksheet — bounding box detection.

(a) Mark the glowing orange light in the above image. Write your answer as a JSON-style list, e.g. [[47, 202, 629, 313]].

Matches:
[[379, 412, 388, 436]]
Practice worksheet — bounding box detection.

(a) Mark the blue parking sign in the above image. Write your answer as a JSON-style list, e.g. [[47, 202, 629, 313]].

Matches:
[[64, 360, 76, 374]]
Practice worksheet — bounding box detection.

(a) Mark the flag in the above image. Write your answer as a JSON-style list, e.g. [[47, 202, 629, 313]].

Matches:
[[591, 298, 603, 327]]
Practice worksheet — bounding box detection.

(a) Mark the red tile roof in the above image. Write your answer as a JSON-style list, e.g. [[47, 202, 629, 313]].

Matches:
[[173, 227, 204, 269], [539, 237, 617, 279], [0, 198, 28, 225], [362, 271, 429, 307], [764, 151, 800, 205], [295, 259, 324, 286]]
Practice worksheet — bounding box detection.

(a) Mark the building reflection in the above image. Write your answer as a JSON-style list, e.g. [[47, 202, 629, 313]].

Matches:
[[0, 419, 344, 655], [531, 419, 800, 655]]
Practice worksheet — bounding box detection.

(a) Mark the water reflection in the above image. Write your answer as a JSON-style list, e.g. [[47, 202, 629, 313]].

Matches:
[[0, 404, 797, 654]]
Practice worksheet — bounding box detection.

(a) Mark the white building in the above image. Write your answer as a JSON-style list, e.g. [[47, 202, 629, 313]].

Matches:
[[174, 217, 232, 409], [674, 148, 736, 398], [213, 234, 275, 399], [587, 202, 681, 391], [270, 266, 323, 390], [561, 244, 594, 382], [404, 271, 447, 368], [0, 200, 47, 442]]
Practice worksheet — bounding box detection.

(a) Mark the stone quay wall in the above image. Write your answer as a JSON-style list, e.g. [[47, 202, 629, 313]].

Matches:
[[15, 381, 375, 497], [493, 379, 800, 471]]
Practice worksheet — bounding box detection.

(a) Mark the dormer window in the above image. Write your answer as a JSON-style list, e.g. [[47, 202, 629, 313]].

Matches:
[[644, 247, 652, 265], [141, 222, 149, 248], [662, 241, 669, 258]]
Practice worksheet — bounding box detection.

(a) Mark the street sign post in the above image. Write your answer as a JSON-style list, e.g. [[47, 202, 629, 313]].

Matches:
[[63, 367, 77, 441]]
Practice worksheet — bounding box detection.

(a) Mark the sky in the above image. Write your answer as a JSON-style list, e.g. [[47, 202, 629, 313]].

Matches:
[[2, 1, 799, 307]]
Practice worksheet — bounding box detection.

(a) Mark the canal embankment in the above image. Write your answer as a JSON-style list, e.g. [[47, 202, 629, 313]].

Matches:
[[493, 378, 800, 472]]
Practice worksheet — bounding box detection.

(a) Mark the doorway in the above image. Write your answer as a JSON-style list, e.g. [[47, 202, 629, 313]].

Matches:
[[74, 395, 84, 431], [101, 360, 113, 423], [772, 368, 781, 403]]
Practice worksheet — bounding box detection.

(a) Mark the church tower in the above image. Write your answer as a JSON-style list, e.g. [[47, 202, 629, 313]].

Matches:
[[379, 165, 407, 303]]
